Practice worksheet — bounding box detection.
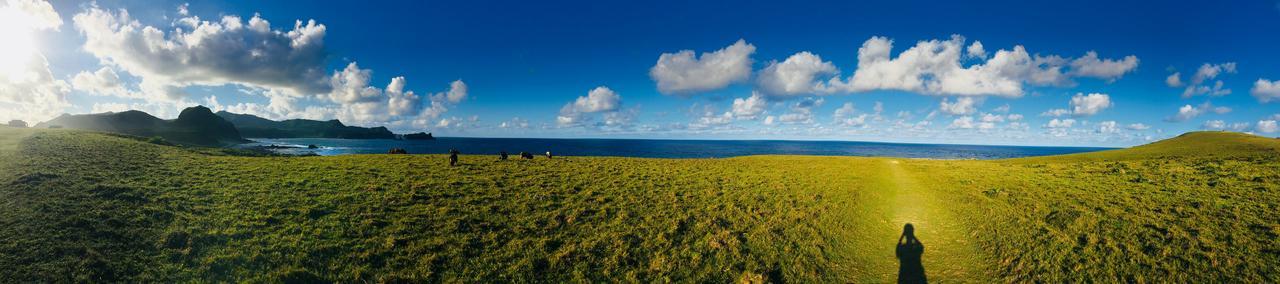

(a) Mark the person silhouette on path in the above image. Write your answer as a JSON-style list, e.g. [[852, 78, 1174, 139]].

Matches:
[[897, 223, 927, 284]]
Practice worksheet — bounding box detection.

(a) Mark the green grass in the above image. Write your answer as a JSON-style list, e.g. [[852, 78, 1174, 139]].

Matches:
[[1, 127, 1277, 282]]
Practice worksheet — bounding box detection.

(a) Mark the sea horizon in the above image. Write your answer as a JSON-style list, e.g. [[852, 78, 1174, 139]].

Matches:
[[241, 136, 1116, 159]]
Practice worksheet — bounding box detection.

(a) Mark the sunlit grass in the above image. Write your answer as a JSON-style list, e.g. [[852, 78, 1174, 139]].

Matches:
[[1, 127, 1276, 282]]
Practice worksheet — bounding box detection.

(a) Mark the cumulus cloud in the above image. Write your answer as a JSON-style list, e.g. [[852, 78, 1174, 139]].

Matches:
[[4, 0, 61, 30], [966, 41, 986, 58], [68, 5, 468, 130], [938, 97, 980, 115], [1165, 72, 1183, 87], [499, 117, 529, 129], [1068, 51, 1139, 81], [0, 0, 70, 123], [1251, 79, 1280, 103], [1201, 120, 1226, 130], [777, 97, 823, 124], [1125, 123, 1150, 130], [815, 35, 1138, 97], [833, 102, 868, 127], [71, 67, 142, 98], [1257, 120, 1278, 133], [730, 92, 768, 120], [1166, 101, 1231, 122], [74, 5, 330, 100], [1097, 121, 1120, 134], [323, 62, 467, 127], [1045, 118, 1076, 128], [756, 51, 837, 97], [948, 116, 975, 129], [557, 86, 622, 126], [1172, 62, 1236, 98], [1069, 93, 1112, 116], [1042, 93, 1111, 117], [650, 39, 755, 95]]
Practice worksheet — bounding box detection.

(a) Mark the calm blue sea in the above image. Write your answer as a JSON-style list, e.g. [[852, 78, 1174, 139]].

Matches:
[[239, 137, 1113, 159]]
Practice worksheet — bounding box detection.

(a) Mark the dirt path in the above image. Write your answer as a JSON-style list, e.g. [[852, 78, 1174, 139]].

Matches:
[[877, 159, 989, 281]]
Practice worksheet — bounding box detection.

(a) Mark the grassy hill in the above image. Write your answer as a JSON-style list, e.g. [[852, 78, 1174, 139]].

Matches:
[[34, 106, 246, 146], [1, 128, 1276, 282], [215, 111, 396, 139]]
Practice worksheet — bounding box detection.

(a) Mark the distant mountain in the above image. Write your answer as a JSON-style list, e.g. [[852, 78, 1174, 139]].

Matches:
[[215, 111, 396, 139], [36, 106, 246, 146]]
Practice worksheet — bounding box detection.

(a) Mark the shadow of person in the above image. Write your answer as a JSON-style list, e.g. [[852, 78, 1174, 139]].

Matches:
[[897, 223, 927, 284]]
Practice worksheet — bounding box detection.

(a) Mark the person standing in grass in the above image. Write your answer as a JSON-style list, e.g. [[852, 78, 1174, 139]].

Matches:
[[897, 223, 927, 284], [449, 149, 460, 166]]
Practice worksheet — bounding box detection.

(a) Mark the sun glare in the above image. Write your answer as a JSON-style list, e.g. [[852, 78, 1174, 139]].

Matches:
[[0, 4, 41, 81]]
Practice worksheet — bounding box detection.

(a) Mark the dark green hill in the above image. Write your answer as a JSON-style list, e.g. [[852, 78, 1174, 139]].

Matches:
[[215, 111, 395, 139], [35, 106, 245, 146]]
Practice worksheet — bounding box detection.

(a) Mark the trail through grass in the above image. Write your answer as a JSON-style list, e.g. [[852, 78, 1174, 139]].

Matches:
[[879, 159, 990, 281]]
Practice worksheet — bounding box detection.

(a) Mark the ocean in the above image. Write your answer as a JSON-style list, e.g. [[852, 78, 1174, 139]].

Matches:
[[239, 137, 1113, 159]]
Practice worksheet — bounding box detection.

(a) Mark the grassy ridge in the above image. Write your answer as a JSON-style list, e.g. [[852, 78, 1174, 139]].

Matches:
[[1, 128, 1278, 282]]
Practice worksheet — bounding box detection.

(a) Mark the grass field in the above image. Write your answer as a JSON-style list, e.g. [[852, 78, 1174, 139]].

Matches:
[[1, 127, 1278, 282]]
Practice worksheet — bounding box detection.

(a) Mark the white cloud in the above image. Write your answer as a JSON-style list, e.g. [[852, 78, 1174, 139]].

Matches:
[[948, 116, 975, 129], [1165, 72, 1183, 87], [71, 67, 142, 98], [939, 97, 980, 115], [557, 86, 622, 126], [1041, 93, 1111, 117], [73, 6, 331, 100], [650, 39, 755, 94], [499, 117, 529, 129], [1068, 51, 1139, 81], [1170, 105, 1201, 122], [1045, 118, 1076, 128], [966, 41, 986, 58], [1176, 62, 1236, 98], [1229, 122, 1252, 131], [992, 104, 1010, 113], [1041, 108, 1069, 117], [64, 4, 469, 131], [1166, 101, 1230, 122], [1069, 93, 1112, 116], [1251, 79, 1280, 103], [1097, 121, 1120, 134], [980, 113, 1005, 123], [756, 51, 837, 97], [816, 35, 1138, 97], [1125, 123, 1150, 130], [777, 97, 822, 124], [691, 110, 734, 128], [4, 0, 61, 30], [1257, 120, 1278, 133], [833, 102, 867, 127], [730, 92, 768, 120], [324, 62, 467, 126], [1201, 120, 1226, 130]]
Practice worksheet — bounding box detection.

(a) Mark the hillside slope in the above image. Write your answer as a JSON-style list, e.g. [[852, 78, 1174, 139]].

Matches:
[[1, 129, 1276, 282], [215, 111, 396, 139], [35, 106, 245, 146]]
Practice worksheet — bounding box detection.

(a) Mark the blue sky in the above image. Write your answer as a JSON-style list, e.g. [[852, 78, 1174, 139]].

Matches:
[[3, 0, 1280, 146]]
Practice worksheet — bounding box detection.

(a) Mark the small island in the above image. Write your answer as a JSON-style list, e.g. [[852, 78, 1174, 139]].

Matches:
[[399, 132, 435, 140]]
